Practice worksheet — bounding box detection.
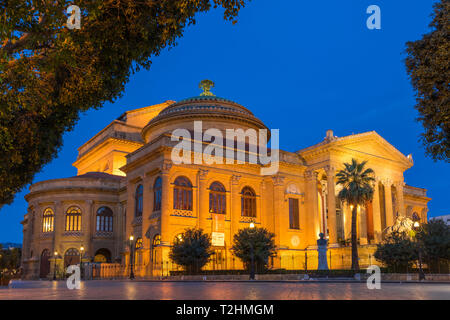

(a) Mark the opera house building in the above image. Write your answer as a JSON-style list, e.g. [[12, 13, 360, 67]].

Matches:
[[20, 83, 430, 279]]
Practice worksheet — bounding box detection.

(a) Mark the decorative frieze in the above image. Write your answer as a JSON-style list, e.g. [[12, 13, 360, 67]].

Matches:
[[95, 231, 114, 238], [63, 231, 83, 237], [132, 216, 143, 226], [171, 209, 195, 217]]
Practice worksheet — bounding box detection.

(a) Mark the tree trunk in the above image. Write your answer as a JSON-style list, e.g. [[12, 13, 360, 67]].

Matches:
[[351, 205, 360, 270]]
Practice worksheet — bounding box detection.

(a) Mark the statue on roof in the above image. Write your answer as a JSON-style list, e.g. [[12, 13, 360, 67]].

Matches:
[[199, 79, 215, 96]]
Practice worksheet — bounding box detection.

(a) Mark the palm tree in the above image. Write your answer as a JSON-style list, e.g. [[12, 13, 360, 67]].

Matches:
[[336, 158, 375, 270]]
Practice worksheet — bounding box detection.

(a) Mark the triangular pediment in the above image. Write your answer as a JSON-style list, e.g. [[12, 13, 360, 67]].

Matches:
[[333, 131, 412, 167], [297, 131, 413, 169]]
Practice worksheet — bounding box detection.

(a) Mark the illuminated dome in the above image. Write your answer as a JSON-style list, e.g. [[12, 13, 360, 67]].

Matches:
[[142, 80, 267, 143]]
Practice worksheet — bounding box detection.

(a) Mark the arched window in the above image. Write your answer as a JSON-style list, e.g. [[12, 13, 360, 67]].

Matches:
[[135, 237, 143, 249], [42, 208, 54, 233], [64, 248, 80, 268], [153, 177, 162, 212], [96, 207, 113, 232], [412, 212, 420, 221], [241, 186, 256, 218], [173, 176, 193, 211], [135, 184, 143, 217], [152, 234, 161, 263], [152, 234, 161, 247], [94, 248, 112, 263], [65, 206, 82, 231], [209, 182, 226, 214]]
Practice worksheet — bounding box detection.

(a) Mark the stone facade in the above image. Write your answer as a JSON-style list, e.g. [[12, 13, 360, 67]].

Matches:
[[21, 90, 430, 279]]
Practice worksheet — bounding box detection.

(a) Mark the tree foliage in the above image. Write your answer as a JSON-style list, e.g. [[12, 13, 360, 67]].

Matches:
[[405, 0, 450, 162], [0, 247, 22, 271], [0, 0, 250, 205], [231, 227, 276, 272], [336, 158, 375, 270], [374, 231, 418, 272], [416, 219, 450, 271], [169, 228, 213, 274]]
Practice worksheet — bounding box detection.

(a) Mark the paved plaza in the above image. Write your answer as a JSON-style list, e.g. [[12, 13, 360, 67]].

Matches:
[[0, 280, 449, 300]]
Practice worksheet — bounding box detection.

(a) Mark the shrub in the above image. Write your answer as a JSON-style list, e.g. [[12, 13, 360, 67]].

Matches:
[[169, 228, 213, 274], [374, 231, 418, 272], [231, 227, 276, 273]]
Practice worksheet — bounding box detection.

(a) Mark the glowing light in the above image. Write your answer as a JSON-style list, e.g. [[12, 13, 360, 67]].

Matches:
[[129, 235, 134, 241], [414, 221, 420, 228], [249, 222, 255, 229]]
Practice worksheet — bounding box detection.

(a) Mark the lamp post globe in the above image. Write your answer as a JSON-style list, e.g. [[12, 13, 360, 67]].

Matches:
[[53, 251, 58, 280], [249, 221, 256, 280], [79, 246, 84, 279], [413, 221, 426, 281], [129, 235, 135, 280]]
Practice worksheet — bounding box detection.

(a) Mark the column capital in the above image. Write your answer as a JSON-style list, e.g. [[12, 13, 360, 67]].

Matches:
[[394, 181, 405, 188], [197, 169, 209, 180], [86, 199, 94, 206], [271, 175, 285, 187], [304, 170, 318, 180], [161, 160, 172, 174], [324, 165, 336, 175], [231, 175, 241, 185]]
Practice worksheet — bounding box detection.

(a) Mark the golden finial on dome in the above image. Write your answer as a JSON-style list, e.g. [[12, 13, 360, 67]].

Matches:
[[199, 79, 215, 96]]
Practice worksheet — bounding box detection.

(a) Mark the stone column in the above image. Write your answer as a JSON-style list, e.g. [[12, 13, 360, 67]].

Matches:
[[305, 170, 320, 246], [344, 203, 352, 241], [384, 181, 394, 227], [359, 206, 367, 245], [126, 183, 135, 240], [142, 174, 152, 272], [396, 181, 405, 217], [230, 175, 241, 241], [197, 169, 209, 231], [53, 201, 63, 254], [29, 203, 39, 259], [325, 165, 337, 245], [259, 180, 266, 227], [371, 180, 382, 243], [160, 160, 172, 246], [115, 203, 124, 260], [272, 175, 285, 248], [84, 200, 94, 259]]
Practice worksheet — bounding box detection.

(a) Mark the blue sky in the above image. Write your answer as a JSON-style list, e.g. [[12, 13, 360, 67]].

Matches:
[[1, 0, 448, 243]]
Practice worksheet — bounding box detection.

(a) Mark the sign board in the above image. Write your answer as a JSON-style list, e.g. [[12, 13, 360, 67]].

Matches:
[[211, 232, 225, 247]]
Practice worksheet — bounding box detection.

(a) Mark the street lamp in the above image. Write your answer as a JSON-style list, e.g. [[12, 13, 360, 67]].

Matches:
[[413, 221, 426, 281], [80, 246, 84, 280], [53, 251, 58, 280], [249, 222, 255, 280], [129, 235, 135, 280]]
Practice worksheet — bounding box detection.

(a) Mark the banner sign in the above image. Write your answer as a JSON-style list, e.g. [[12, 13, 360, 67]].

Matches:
[[212, 213, 225, 246]]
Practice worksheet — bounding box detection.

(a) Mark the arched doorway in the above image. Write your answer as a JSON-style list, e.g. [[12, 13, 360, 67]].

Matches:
[[39, 249, 51, 278], [94, 248, 112, 263], [64, 248, 80, 268]]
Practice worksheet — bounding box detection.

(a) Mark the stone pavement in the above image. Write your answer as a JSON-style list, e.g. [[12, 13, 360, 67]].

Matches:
[[0, 280, 449, 300]]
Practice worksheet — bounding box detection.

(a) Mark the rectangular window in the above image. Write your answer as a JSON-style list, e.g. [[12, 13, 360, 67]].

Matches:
[[289, 198, 300, 229]]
